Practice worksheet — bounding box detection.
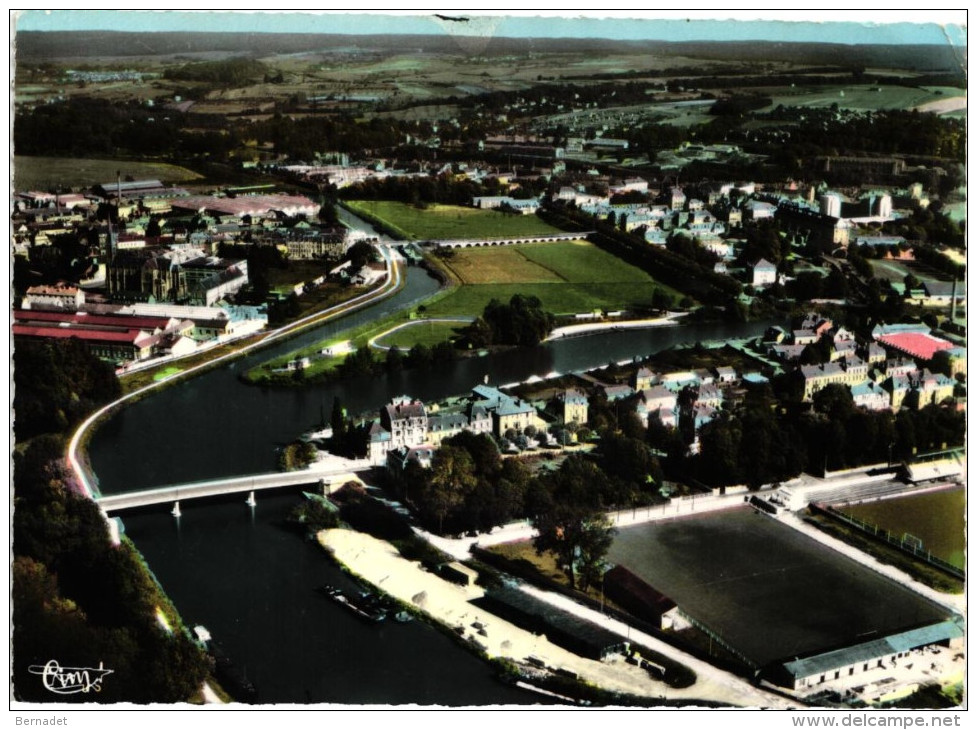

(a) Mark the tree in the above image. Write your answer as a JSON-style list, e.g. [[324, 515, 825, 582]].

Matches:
[[385, 346, 404, 373], [14, 339, 121, 441], [347, 241, 379, 271], [421, 445, 477, 534], [534, 507, 615, 591], [330, 396, 347, 451], [575, 513, 616, 591], [812, 383, 855, 421], [318, 200, 339, 225], [531, 456, 616, 589]]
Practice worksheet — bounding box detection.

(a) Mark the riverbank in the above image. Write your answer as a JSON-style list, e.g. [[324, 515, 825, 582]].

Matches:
[[316, 527, 793, 707], [68, 250, 402, 497], [317, 528, 677, 704], [544, 311, 687, 341]]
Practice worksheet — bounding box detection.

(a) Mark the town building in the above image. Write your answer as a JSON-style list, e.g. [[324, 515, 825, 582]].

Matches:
[[850, 381, 891, 411], [632, 367, 656, 392], [380, 396, 429, 451], [874, 330, 955, 363], [170, 194, 318, 220], [107, 247, 248, 306], [751, 258, 777, 287], [22, 282, 85, 311], [469, 384, 540, 436], [636, 386, 678, 428], [552, 389, 589, 426], [776, 621, 963, 693], [12, 309, 195, 364], [801, 358, 869, 401]]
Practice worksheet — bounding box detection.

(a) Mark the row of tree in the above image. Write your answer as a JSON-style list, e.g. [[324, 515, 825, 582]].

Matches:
[[648, 382, 966, 489], [391, 422, 668, 591], [324, 340, 459, 383]]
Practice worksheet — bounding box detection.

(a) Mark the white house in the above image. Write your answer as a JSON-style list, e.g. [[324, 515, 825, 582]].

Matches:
[[752, 258, 778, 287]]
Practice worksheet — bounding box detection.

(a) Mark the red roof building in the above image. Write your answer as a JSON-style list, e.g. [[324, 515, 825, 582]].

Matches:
[[876, 332, 954, 362], [13, 324, 157, 362], [12, 309, 194, 363]]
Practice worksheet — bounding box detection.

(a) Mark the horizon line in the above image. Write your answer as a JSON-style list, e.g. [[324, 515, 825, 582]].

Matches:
[[12, 11, 967, 47]]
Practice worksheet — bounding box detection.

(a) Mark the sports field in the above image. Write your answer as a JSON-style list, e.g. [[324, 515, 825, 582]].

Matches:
[[426, 240, 678, 316], [841, 487, 965, 570], [14, 156, 203, 190], [607, 509, 952, 669], [344, 200, 563, 240]]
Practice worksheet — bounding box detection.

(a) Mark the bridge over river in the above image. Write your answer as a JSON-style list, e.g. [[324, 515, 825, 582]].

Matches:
[[95, 459, 374, 513]]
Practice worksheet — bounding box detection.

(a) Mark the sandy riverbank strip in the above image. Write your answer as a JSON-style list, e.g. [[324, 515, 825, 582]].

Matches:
[[317, 528, 695, 705], [544, 312, 686, 341]]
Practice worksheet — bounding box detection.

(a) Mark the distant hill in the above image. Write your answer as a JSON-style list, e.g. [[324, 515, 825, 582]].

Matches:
[[13, 31, 966, 76]]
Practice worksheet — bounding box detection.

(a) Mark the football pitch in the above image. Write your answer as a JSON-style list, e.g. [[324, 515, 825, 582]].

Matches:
[[607, 509, 951, 668]]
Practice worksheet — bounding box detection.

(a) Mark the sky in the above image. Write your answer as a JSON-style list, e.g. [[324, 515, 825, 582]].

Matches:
[[13, 10, 967, 47]]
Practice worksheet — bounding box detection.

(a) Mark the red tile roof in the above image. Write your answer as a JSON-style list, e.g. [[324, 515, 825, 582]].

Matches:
[[14, 309, 175, 331], [13, 324, 152, 345], [877, 332, 954, 361]]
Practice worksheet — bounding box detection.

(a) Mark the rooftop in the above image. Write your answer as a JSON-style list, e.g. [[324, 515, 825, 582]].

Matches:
[[876, 332, 954, 362], [782, 621, 963, 680]]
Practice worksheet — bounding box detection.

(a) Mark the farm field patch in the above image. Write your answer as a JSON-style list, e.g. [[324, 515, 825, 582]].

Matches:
[[14, 155, 203, 190], [344, 200, 563, 240], [758, 84, 963, 113], [440, 245, 564, 285], [425, 241, 678, 316]]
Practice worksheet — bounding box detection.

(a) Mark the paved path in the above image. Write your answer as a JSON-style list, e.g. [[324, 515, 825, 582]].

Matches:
[[322, 529, 796, 708], [368, 316, 474, 350], [200, 681, 225, 705], [545, 312, 685, 341], [515, 583, 797, 708]]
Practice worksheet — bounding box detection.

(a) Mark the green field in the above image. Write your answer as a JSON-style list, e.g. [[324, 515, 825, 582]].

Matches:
[[841, 487, 965, 570], [374, 320, 469, 349], [423, 282, 667, 317], [427, 241, 679, 316], [344, 200, 562, 240], [246, 239, 679, 384], [758, 85, 963, 113], [152, 366, 184, 381], [244, 309, 416, 383], [14, 156, 204, 191]]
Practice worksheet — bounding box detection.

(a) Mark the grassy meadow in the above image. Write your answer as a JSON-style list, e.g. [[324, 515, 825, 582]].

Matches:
[[344, 200, 563, 240], [14, 155, 203, 190], [427, 240, 679, 316], [246, 238, 678, 384]]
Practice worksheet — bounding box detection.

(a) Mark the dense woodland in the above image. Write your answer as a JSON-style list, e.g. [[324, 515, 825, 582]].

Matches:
[[14, 339, 121, 441], [12, 344, 211, 702]]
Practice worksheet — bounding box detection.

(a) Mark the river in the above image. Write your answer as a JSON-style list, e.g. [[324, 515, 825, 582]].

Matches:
[[89, 263, 776, 705]]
